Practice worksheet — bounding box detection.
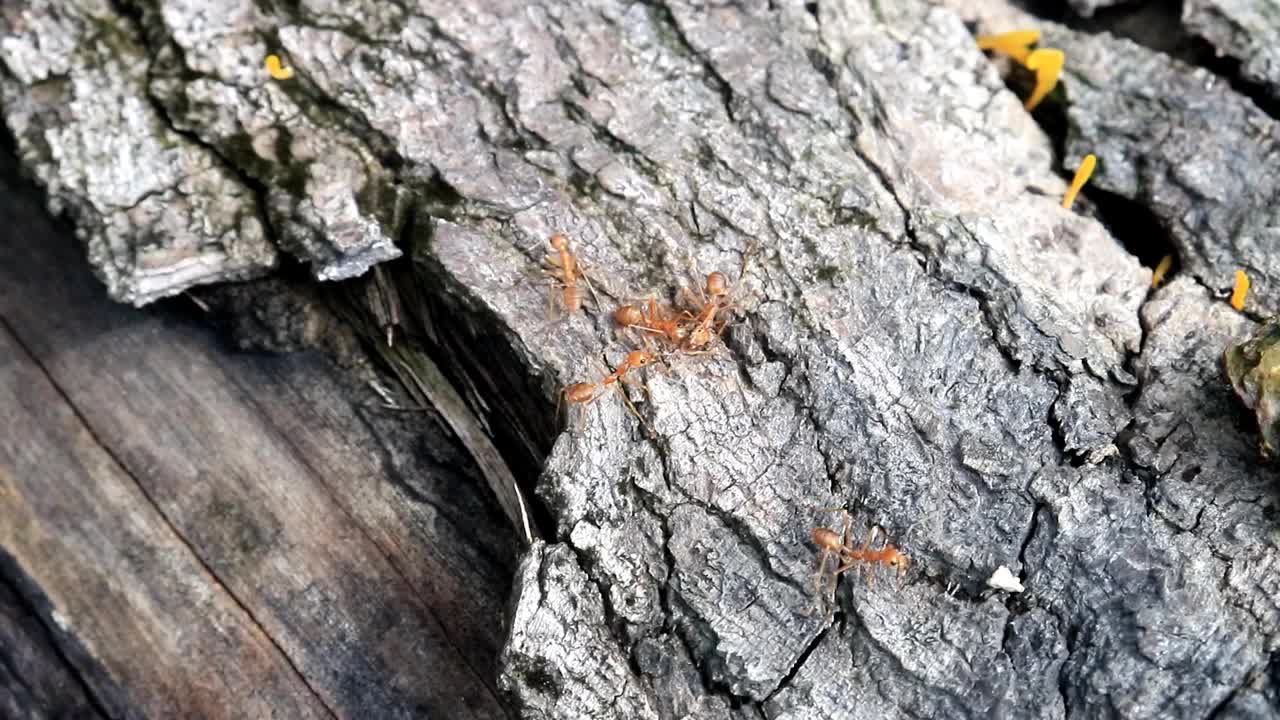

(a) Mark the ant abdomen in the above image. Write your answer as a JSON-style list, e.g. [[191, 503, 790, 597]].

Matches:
[[564, 382, 598, 404]]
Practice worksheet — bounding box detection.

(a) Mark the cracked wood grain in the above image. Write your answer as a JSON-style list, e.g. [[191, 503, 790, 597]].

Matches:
[[0, 319, 333, 720]]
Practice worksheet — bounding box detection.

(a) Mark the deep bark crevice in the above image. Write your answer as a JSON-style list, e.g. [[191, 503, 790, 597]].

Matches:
[[0, 551, 114, 720]]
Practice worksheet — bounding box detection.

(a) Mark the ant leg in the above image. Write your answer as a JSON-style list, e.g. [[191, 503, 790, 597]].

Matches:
[[618, 385, 654, 435], [632, 324, 668, 341], [813, 550, 832, 595], [739, 239, 760, 283], [642, 332, 660, 353], [573, 393, 603, 433], [811, 507, 851, 533], [810, 551, 834, 616], [833, 556, 860, 575], [576, 262, 605, 310], [860, 527, 877, 587], [811, 507, 850, 536], [542, 275, 565, 320], [862, 526, 878, 553]]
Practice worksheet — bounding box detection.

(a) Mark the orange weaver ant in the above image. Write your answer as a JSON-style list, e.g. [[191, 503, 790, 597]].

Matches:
[[543, 233, 598, 317], [811, 509, 910, 604], [673, 270, 740, 353], [559, 350, 658, 430], [614, 298, 689, 349], [613, 271, 736, 354]]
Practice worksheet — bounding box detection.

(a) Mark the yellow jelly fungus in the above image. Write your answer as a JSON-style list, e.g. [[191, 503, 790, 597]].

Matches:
[[976, 30, 1042, 64], [1061, 154, 1096, 210], [1231, 270, 1250, 311], [1024, 48, 1065, 111], [265, 54, 294, 80], [1151, 255, 1173, 288]]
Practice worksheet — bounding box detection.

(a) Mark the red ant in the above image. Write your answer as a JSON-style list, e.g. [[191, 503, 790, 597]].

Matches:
[[680, 271, 735, 352], [811, 509, 910, 604], [559, 350, 658, 429], [543, 233, 598, 317], [614, 298, 689, 349], [613, 271, 735, 354]]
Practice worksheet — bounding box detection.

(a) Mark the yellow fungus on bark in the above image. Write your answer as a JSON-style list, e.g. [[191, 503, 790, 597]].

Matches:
[[976, 30, 1041, 64], [1151, 255, 1173, 288], [1061, 154, 1096, 210], [1024, 48, 1065, 111], [265, 54, 294, 80], [1232, 270, 1251, 311]]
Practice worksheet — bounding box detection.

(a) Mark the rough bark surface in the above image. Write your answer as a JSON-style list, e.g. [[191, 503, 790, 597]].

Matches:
[[1183, 0, 1280, 101], [3, 0, 1280, 718], [1046, 21, 1280, 318]]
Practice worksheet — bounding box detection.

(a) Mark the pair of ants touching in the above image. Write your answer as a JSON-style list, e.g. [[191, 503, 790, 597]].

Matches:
[[543, 233, 739, 421], [612, 270, 733, 354], [811, 508, 910, 606]]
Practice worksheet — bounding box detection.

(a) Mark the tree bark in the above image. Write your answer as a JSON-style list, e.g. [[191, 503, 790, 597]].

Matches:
[[3, 0, 1280, 718]]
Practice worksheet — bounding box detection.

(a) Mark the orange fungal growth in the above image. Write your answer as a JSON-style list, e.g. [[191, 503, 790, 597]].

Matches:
[[265, 54, 294, 80], [1061, 154, 1096, 210], [1024, 48, 1064, 111], [1151, 255, 1174, 288], [1232, 270, 1250, 311], [976, 30, 1041, 64]]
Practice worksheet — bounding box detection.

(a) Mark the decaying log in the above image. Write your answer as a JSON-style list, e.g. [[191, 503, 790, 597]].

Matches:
[[3, 0, 1280, 718], [0, 152, 516, 716]]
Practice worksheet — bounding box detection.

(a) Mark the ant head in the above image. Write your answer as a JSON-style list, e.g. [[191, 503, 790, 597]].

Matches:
[[888, 551, 910, 572], [615, 305, 644, 327], [627, 350, 657, 368], [688, 326, 713, 348], [549, 233, 569, 250], [706, 271, 728, 297]]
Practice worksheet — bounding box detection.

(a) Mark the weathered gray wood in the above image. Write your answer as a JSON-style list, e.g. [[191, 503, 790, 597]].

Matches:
[[0, 153, 515, 717], [0, 325, 332, 719]]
